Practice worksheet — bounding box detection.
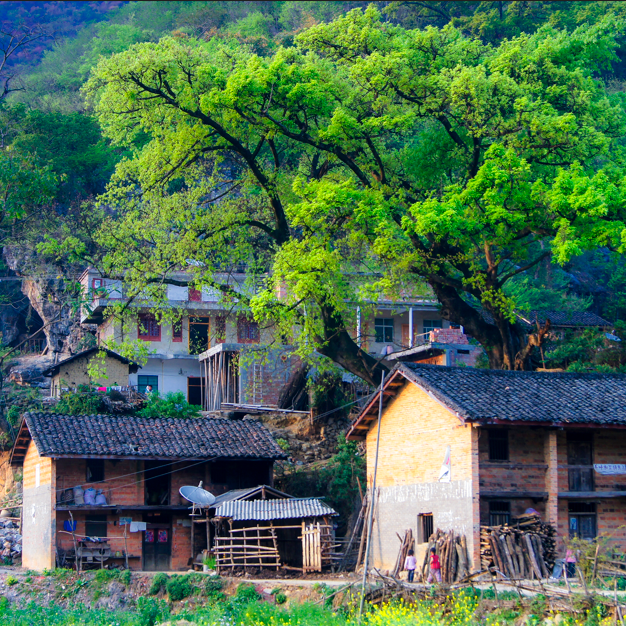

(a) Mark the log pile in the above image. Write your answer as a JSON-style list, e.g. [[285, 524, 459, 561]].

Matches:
[[480, 514, 556, 580], [421, 529, 469, 583], [392, 529, 415, 577]]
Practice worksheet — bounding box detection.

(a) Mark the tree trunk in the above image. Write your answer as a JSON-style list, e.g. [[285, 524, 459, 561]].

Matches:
[[316, 305, 389, 386], [277, 363, 309, 410], [429, 281, 535, 370]]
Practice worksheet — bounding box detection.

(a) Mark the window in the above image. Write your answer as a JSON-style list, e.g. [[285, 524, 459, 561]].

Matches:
[[418, 513, 434, 544], [567, 432, 594, 492], [138, 314, 161, 341], [423, 319, 443, 333], [569, 502, 597, 540], [172, 320, 183, 342], [488, 429, 509, 462], [489, 501, 511, 526], [138, 375, 158, 393], [189, 288, 202, 302], [215, 316, 226, 343], [374, 318, 394, 343], [85, 514, 107, 539], [187, 377, 205, 407], [237, 317, 260, 344], [457, 349, 470, 355], [86, 459, 104, 483], [189, 316, 210, 355]]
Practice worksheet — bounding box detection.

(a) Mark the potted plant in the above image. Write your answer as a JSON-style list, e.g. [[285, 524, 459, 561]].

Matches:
[[202, 554, 216, 573]]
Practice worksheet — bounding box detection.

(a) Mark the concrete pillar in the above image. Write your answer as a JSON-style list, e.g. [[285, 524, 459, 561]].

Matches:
[[545, 429, 559, 527]]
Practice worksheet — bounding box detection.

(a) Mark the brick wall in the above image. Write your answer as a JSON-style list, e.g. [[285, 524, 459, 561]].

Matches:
[[52, 353, 131, 396], [365, 380, 479, 571], [478, 426, 548, 496]]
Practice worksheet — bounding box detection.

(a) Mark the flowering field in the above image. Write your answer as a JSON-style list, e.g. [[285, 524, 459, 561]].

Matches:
[[0, 590, 611, 626]]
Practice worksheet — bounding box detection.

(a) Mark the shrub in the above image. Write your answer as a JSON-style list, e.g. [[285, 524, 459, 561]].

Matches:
[[274, 591, 287, 605], [165, 574, 193, 601], [148, 572, 169, 595], [55, 384, 105, 415], [137, 597, 169, 626], [235, 583, 261, 603], [138, 391, 201, 419], [6, 575, 18, 586], [205, 576, 225, 602], [120, 569, 131, 586]]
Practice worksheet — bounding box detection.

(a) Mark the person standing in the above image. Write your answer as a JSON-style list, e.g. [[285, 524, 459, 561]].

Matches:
[[404, 549, 417, 582], [427, 546, 442, 583], [565, 548, 577, 579]]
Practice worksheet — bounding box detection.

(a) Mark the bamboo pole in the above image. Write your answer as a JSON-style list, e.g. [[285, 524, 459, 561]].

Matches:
[[359, 370, 385, 622]]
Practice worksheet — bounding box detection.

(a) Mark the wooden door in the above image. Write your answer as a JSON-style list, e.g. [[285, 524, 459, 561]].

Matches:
[[302, 521, 322, 572], [142, 515, 172, 571]]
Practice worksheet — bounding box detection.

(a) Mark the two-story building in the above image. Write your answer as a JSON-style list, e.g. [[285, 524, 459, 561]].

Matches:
[[11, 411, 286, 571], [347, 363, 626, 574], [79, 268, 457, 409]]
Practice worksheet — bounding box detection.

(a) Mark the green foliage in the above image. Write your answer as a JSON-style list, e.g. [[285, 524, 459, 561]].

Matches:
[[279, 437, 365, 535], [204, 576, 226, 603], [137, 597, 170, 626], [165, 574, 193, 601], [137, 391, 201, 419], [148, 572, 168, 596], [54, 385, 106, 415], [5, 575, 18, 586], [234, 582, 261, 603], [274, 591, 287, 605]]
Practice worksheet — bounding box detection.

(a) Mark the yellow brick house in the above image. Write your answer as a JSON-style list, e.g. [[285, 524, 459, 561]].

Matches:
[[347, 363, 626, 574]]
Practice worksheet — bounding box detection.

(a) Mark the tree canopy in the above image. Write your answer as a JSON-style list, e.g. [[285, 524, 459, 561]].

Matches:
[[59, 5, 625, 380]]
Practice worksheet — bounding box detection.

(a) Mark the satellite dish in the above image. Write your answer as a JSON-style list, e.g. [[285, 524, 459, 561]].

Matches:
[[179, 485, 216, 508]]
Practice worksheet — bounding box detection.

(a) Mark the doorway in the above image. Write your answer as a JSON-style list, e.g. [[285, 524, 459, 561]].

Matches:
[[145, 461, 171, 506], [142, 513, 172, 571], [187, 377, 205, 407]]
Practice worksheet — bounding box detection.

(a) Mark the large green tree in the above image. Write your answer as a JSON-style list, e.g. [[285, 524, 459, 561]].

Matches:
[[72, 6, 626, 378]]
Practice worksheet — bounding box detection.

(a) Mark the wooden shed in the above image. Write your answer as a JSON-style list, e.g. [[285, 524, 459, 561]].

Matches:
[[212, 497, 337, 573]]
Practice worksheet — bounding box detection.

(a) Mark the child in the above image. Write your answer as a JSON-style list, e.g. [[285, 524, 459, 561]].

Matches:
[[404, 549, 417, 582], [427, 546, 441, 583]]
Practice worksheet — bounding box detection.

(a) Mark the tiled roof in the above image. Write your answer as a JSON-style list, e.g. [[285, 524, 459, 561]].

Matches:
[[216, 498, 337, 521], [41, 348, 140, 377], [399, 363, 626, 425], [516, 310, 612, 328], [22, 413, 287, 460], [480, 309, 611, 329]]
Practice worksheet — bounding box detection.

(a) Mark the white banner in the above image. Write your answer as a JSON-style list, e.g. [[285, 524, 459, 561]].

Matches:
[[594, 464, 626, 475]]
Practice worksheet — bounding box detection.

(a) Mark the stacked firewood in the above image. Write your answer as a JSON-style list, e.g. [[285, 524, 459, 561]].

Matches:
[[421, 529, 469, 583], [480, 514, 556, 579], [392, 529, 415, 577]]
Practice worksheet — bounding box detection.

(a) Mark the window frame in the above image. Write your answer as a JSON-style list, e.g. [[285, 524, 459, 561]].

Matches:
[[423, 319, 443, 333], [86, 459, 105, 483], [417, 513, 434, 544], [138, 375, 159, 393], [374, 318, 394, 343], [237, 317, 260, 344], [138, 314, 161, 342], [172, 320, 183, 342], [488, 500, 511, 526], [488, 429, 509, 462]]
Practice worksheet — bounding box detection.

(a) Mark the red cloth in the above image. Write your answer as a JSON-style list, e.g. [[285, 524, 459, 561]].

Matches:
[[430, 553, 441, 570]]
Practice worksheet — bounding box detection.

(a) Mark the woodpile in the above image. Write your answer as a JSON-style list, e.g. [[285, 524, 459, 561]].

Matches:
[[421, 529, 469, 583], [392, 529, 415, 577], [480, 514, 556, 580]]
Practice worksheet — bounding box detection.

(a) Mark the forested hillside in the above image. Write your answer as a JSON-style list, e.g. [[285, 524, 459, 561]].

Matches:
[[1, 0, 626, 391]]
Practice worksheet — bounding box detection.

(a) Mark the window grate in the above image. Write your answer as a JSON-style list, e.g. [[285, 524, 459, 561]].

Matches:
[[488, 430, 509, 461], [489, 501, 510, 526]]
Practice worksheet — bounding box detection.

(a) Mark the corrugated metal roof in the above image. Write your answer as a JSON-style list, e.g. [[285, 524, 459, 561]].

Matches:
[[213, 485, 291, 507], [216, 498, 337, 521]]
